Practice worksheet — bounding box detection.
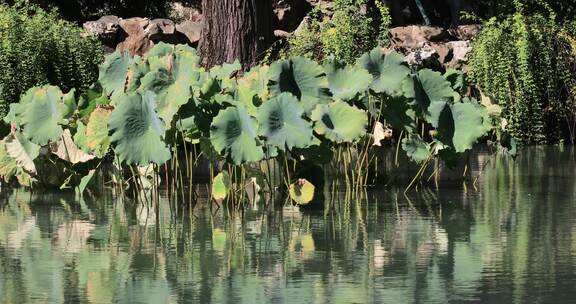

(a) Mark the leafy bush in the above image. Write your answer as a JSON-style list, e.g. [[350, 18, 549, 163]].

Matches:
[[287, 0, 391, 64], [470, 3, 576, 144], [0, 2, 103, 119]]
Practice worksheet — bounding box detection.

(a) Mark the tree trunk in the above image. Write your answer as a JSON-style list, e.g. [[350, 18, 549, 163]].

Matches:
[[199, 0, 274, 68]]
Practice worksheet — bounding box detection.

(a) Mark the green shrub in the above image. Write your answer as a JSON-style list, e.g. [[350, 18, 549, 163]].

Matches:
[[0, 2, 104, 119], [287, 0, 391, 64], [470, 3, 576, 144]]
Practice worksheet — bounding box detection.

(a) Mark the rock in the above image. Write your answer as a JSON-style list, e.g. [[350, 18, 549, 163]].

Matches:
[[83, 15, 120, 48], [176, 20, 203, 44], [119, 17, 150, 37], [450, 24, 481, 41], [445, 40, 472, 69], [389, 26, 450, 50], [405, 42, 438, 66], [170, 2, 203, 22]]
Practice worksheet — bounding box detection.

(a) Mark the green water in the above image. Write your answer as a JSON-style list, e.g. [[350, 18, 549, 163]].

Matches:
[[1, 147, 576, 303]]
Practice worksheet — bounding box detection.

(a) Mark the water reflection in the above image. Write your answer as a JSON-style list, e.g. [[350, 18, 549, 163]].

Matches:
[[0, 147, 576, 303]]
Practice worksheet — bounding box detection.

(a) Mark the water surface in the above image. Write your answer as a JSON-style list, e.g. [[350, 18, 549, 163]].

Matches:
[[0, 147, 575, 303]]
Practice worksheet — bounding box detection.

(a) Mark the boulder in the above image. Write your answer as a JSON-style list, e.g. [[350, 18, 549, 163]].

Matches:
[[82, 15, 121, 48], [389, 26, 450, 50], [176, 20, 203, 44]]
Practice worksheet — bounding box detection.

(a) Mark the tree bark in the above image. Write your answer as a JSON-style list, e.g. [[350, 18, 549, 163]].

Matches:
[[199, 0, 274, 68]]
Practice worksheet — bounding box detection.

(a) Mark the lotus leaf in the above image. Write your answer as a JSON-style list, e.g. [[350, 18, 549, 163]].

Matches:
[[210, 106, 264, 164], [212, 171, 231, 201], [268, 57, 330, 114], [403, 69, 456, 115], [51, 129, 95, 164], [145, 42, 173, 58], [289, 178, 315, 205], [325, 61, 373, 100], [357, 48, 410, 96], [108, 92, 171, 165], [381, 96, 417, 132], [256, 93, 314, 151], [5, 133, 39, 174], [77, 169, 96, 196], [444, 69, 465, 93], [86, 108, 112, 158], [78, 84, 110, 119], [402, 136, 431, 163], [98, 51, 132, 97], [427, 100, 491, 153], [310, 100, 368, 143], [17, 86, 69, 145]]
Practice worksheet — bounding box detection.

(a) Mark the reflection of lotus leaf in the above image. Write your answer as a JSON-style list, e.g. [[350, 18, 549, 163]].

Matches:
[[108, 92, 171, 165], [268, 57, 330, 114], [210, 106, 264, 165], [311, 100, 367, 143], [257, 93, 314, 151]]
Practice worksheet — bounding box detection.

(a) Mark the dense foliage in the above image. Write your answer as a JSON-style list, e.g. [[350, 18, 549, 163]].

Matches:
[[470, 2, 576, 144], [0, 2, 103, 121], [0, 42, 503, 199], [286, 0, 391, 64]]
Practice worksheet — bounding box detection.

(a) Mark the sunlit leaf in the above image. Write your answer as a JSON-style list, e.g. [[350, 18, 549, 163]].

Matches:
[[289, 178, 315, 205], [310, 100, 367, 143]]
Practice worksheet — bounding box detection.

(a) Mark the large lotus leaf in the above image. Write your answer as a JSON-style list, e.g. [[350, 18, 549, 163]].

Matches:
[[74, 121, 90, 152], [381, 96, 417, 132], [0, 140, 33, 186], [125, 56, 150, 93], [403, 69, 456, 115], [17, 86, 69, 145], [357, 48, 410, 96], [402, 136, 431, 163], [310, 100, 368, 143], [212, 171, 231, 201], [210, 106, 264, 165], [210, 60, 241, 80], [78, 84, 110, 119], [325, 61, 373, 100], [99, 51, 132, 97], [236, 65, 270, 116], [268, 57, 330, 114], [108, 92, 171, 165], [444, 69, 465, 93], [427, 100, 491, 153], [289, 178, 315, 205], [145, 42, 174, 58], [256, 93, 314, 151], [50, 129, 95, 164], [5, 133, 39, 174], [86, 108, 112, 158]]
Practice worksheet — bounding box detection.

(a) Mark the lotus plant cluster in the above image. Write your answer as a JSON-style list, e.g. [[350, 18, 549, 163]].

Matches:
[[0, 43, 511, 202]]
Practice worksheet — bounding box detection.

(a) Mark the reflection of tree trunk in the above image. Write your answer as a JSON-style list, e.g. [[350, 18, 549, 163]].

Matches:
[[199, 0, 274, 68]]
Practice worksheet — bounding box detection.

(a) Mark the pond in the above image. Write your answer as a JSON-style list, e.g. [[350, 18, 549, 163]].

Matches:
[[0, 147, 575, 303]]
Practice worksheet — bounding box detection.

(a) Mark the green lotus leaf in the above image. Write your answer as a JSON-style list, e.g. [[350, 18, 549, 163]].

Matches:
[[444, 69, 465, 93], [402, 136, 431, 163], [16, 86, 70, 145], [236, 65, 270, 116], [427, 100, 492, 153], [86, 108, 112, 158], [62, 89, 77, 119], [381, 96, 417, 132], [256, 93, 314, 151], [77, 169, 96, 196], [74, 121, 90, 152], [357, 48, 410, 96], [210, 60, 241, 80], [403, 69, 456, 115], [98, 51, 132, 97], [212, 171, 231, 201], [500, 132, 518, 158], [325, 61, 373, 100], [125, 56, 150, 93], [289, 178, 315, 205], [5, 133, 39, 174], [0, 140, 33, 187], [108, 91, 171, 165], [50, 129, 95, 164], [268, 57, 330, 114], [210, 106, 264, 165], [145, 42, 174, 58], [78, 84, 110, 119], [310, 100, 368, 143]]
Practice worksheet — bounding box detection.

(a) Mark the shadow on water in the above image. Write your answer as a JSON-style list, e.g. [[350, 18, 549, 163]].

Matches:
[[0, 147, 575, 303]]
